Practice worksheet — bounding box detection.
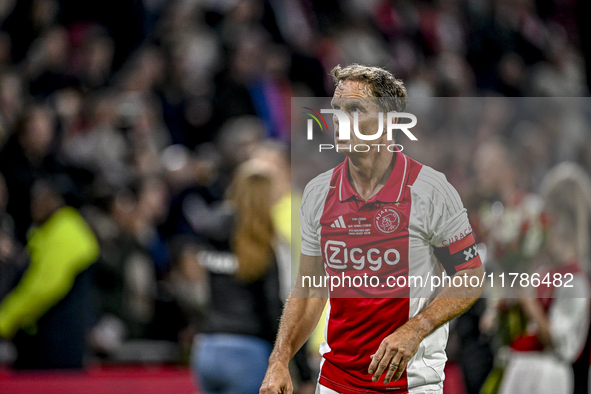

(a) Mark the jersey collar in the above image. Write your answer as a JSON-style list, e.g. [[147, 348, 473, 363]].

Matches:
[[338, 150, 409, 203]]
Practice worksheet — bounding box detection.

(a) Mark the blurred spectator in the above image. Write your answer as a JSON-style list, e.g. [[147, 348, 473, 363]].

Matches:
[[191, 161, 312, 394], [215, 115, 265, 187], [540, 162, 591, 394], [463, 138, 545, 393], [90, 182, 160, 349], [164, 115, 264, 244], [0, 103, 92, 242], [0, 178, 99, 369], [249, 140, 298, 295], [62, 91, 130, 187], [162, 236, 208, 354], [57, 0, 145, 71], [166, 237, 208, 319], [74, 27, 114, 91], [51, 86, 85, 138], [447, 298, 494, 394], [0, 173, 26, 302], [497, 163, 591, 394], [135, 176, 171, 277], [529, 34, 587, 96], [471, 138, 545, 274], [26, 25, 78, 98], [0, 70, 25, 142], [0, 31, 11, 68], [249, 141, 317, 393], [210, 32, 266, 135], [1, 0, 57, 63], [126, 98, 171, 179]]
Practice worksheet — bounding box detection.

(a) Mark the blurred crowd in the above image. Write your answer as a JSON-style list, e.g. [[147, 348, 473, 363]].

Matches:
[[0, 0, 590, 393]]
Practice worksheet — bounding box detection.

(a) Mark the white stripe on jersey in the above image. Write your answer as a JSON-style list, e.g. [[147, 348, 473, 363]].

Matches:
[[396, 154, 408, 202]]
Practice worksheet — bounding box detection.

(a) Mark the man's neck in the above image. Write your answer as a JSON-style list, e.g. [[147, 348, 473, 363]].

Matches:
[[347, 151, 395, 201]]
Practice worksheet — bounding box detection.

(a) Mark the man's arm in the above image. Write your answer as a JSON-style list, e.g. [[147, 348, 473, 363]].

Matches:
[[260, 254, 328, 394], [368, 264, 485, 384], [367, 167, 485, 384]]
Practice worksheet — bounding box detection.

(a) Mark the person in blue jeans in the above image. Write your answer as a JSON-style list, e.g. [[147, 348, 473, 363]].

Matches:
[[189, 162, 311, 394], [194, 334, 273, 394]]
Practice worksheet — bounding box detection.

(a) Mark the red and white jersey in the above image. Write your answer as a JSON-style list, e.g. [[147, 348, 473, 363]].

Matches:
[[300, 152, 478, 393]]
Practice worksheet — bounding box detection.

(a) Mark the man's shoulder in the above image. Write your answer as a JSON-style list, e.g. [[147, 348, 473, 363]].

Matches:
[[300, 164, 344, 215], [409, 164, 461, 205], [302, 166, 339, 196], [412, 164, 448, 190]]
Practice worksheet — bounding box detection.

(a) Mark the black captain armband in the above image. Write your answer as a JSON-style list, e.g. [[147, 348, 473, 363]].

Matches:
[[433, 233, 482, 276]]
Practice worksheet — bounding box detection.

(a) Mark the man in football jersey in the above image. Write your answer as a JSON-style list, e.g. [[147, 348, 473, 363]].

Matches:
[[260, 64, 485, 394]]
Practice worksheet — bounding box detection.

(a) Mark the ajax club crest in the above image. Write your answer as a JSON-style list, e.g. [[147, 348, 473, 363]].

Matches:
[[375, 207, 401, 234]]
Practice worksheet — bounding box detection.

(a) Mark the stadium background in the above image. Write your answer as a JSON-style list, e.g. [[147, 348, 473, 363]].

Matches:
[[0, 0, 590, 393]]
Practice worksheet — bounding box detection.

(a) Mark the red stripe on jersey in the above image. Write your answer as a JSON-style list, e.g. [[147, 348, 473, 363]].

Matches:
[[319, 373, 409, 394], [449, 233, 476, 254], [319, 299, 410, 394], [318, 154, 420, 393], [455, 256, 482, 271]]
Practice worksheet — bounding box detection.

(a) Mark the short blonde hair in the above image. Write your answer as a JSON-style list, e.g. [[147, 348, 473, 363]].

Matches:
[[331, 64, 407, 112]]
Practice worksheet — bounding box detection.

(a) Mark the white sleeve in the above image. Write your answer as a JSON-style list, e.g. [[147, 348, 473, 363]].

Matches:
[[299, 175, 330, 257], [415, 167, 472, 248], [549, 274, 591, 362]]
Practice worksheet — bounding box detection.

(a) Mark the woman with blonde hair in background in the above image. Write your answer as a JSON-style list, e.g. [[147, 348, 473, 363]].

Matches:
[[189, 161, 290, 394]]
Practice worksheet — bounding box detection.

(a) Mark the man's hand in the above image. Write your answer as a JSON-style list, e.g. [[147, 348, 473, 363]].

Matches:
[[261, 255, 326, 394], [368, 323, 422, 384], [260, 361, 293, 394], [368, 265, 485, 385]]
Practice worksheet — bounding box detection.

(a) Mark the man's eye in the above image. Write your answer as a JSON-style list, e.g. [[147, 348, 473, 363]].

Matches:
[[332, 105, 340, 110], [350, 106, 361, 112]]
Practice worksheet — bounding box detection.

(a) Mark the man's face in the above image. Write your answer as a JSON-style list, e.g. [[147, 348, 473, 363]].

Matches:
[[330, 79, 388, 155]]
